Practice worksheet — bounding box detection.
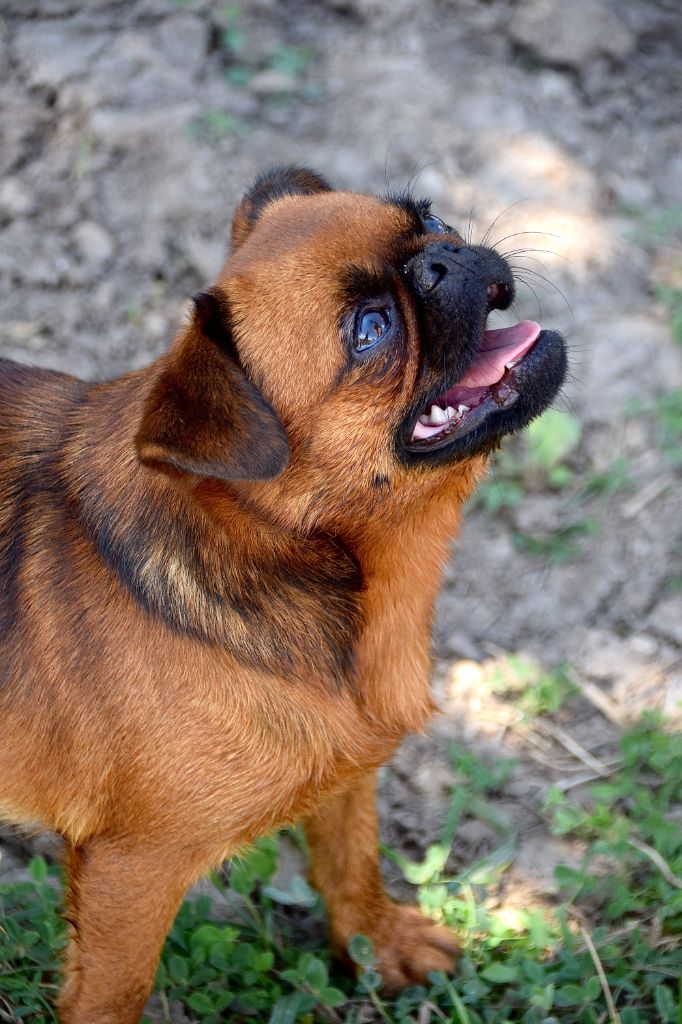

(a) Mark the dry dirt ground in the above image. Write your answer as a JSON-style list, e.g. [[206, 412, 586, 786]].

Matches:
[[0, 0, 681, 998]]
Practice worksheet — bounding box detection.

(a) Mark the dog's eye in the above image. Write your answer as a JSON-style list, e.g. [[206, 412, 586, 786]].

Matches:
[[356, 309, 391, 351], [422, 214, 447, 234]]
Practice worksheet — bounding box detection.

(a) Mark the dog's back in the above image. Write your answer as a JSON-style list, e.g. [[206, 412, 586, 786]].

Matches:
[[0, 360, 84, 650], [0, 360, 103, 829]]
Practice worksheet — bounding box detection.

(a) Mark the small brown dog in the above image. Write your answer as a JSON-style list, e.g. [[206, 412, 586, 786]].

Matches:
[[0, 167, 566, 1023]]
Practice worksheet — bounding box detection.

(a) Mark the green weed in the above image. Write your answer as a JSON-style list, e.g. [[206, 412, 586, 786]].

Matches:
[[524, 410, 582, 488], [656, 388, 682, 463], [488, 654, 578, 718], [0, 857, 64, 1023], [478, 408, 583, 514], [620, 202, 682, 245], [188, 110, 245, 143], [579, 456, 632, 500], [217, 5, 314, 93], [513, 517, 600, 564], [657, 285, 682, 348]]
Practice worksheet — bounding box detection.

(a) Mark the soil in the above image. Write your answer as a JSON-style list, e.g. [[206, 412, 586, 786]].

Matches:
[[0, 0, 680, 1014]]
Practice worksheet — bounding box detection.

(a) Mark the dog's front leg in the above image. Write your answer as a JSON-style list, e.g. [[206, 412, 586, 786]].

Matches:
[[304, 771, 460, 991], [58, 838, 200, 1024]]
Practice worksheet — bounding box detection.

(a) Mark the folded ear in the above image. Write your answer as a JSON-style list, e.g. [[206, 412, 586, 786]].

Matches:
[[232, 165, 333, 248], [136, 290, 289, 482]]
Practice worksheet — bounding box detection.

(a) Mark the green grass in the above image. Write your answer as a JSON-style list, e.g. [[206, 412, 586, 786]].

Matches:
[[477, 408, 584, 516], [487, 654, 578, 719], [217, 4, 314, 93], [188, 110, 245, 143], [619, 202, 682, 246], [475, 408, 604, 564], [1, 714, 681, 1023], [657, 389, 682, 464], [184, 5, 318, 145], [657, 285, 682, 349]]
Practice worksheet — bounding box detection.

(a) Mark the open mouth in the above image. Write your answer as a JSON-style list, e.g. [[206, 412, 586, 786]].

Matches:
[[404, 319, 545, 453]]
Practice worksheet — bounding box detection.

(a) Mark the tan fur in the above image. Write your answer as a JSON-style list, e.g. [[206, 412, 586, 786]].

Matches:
[[0, 180, 495, 1022]]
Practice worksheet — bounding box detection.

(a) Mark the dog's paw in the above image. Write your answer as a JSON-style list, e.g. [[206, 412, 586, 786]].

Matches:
[[347, 902, 460, 992]]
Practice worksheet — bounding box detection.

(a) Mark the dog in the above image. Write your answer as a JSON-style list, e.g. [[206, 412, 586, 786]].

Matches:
[[0, 166, 567, 1023]]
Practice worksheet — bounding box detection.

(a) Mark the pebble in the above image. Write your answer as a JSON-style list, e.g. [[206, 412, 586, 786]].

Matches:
[[13, 23, 105, 87], [509, 0, 635, 68], [154, 15, 208, 74], [0, 177, 34, 218], [248, 70, 297, 97], [648, 595, 682, 648], [72, 221, 114, 267]]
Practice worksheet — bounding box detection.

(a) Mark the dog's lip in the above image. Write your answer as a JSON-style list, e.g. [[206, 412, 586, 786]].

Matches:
[[405, 320, 543, 451]]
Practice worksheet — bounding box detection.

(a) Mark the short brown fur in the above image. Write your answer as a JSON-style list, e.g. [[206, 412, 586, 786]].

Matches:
[[0, 171, 537, 1023]]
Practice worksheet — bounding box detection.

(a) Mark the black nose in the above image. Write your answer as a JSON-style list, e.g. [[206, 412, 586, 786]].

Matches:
[[405, 241, 462, 297], [404, 241, 514, 309]]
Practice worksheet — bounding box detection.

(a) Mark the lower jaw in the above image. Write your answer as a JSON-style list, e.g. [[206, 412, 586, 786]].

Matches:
[[398, 328, 567, 465]]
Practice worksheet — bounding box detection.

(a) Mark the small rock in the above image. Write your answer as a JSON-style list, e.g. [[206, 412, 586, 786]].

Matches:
[[143, 995, 193, 1024], [72, 221, 114, 267], [648, 595, 682, 647], [13, 23, 106, 87], [0, 177, 34, 218], [154, 14, 208, 74], [249, 70, 297, 96], [268, 834, 307, 891], [629, 633, 658, 658], [509, 0, 635, 69], [536, 70, 576, 103], [456, 818, 499, 849]]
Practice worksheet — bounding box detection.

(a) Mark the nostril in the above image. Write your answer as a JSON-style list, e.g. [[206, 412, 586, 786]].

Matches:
[[428, 261, 448, 290], [412, 258, 448, 295], [487, 280, 512, 311]]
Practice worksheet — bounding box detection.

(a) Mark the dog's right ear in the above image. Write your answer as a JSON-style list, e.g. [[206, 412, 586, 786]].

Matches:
[[136, 290, 290, 482], [232, 165, 333, 248]]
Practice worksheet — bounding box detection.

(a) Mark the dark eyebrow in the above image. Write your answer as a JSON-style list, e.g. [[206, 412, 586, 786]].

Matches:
[[383, 191, 432, 233], [340, 263, 395, 304]]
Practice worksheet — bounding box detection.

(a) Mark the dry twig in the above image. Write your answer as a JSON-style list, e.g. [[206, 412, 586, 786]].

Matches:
[[628, 836, 682, 889], [568, 672, 629, 729], [533, 719, 613, 775], [580, 927, 622, 1024]]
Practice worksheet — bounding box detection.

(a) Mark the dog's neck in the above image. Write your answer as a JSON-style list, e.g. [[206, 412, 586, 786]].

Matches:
[[63, 372, 482, 726]]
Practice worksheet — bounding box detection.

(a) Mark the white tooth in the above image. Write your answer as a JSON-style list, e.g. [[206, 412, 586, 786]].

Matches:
[[418, 414, 430, 425], [430, 404, 448, 424], [457, 404, 470, 415], [445, 405, 457, 420], [505, 357, 521, 369]]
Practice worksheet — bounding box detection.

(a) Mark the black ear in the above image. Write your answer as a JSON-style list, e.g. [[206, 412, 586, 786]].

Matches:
[[136, 291, 290, 482], [232, 165, 333, 248]]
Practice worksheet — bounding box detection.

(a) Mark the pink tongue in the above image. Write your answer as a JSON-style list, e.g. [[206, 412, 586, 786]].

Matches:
[[457, 320, 541, 388]]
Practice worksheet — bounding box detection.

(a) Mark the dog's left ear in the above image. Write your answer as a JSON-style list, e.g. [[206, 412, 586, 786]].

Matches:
[[136, 290, 290, 482], [232, 165, 333, 248]]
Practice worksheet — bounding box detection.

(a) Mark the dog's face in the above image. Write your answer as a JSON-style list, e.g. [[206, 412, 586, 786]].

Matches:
[[137, 167, 567, 512]]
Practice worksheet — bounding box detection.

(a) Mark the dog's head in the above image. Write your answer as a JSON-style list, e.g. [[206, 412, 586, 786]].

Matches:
[[136, 167, 566, 517]]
